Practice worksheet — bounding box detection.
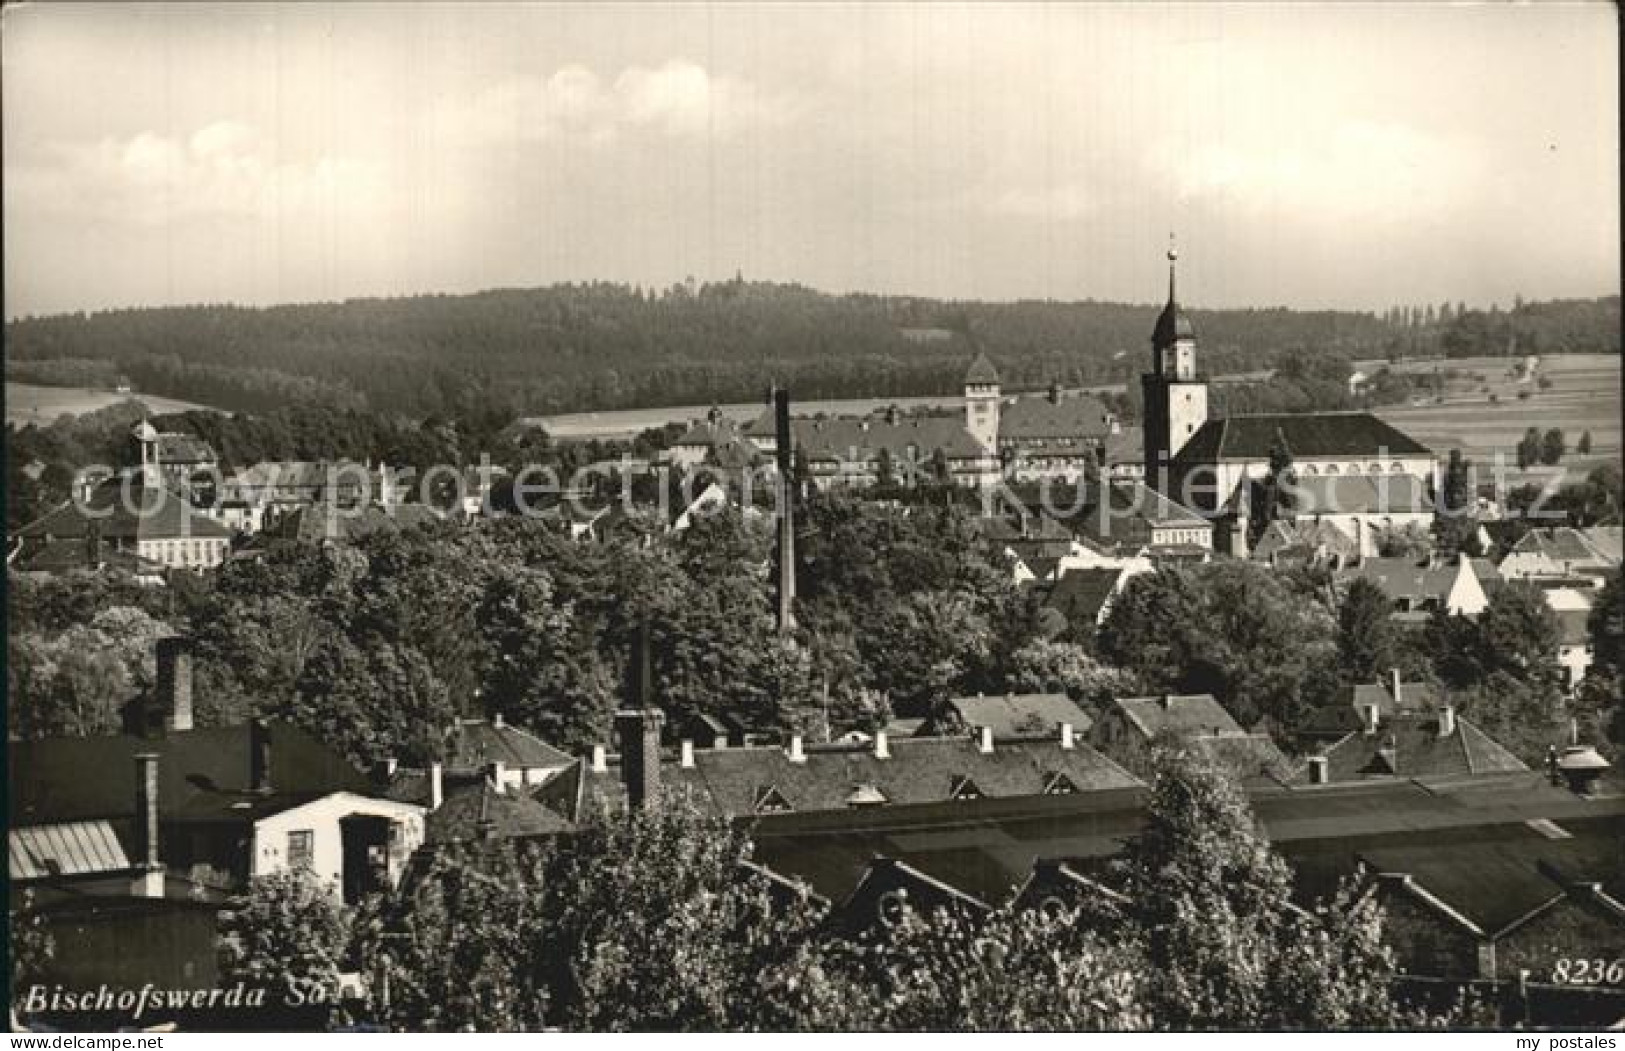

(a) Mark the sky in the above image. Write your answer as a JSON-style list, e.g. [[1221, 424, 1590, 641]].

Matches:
[[3, 2, 1618, 318]]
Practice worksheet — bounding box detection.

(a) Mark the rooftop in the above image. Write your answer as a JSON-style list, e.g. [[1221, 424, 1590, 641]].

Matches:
[[1174, 413, 1432, 464]]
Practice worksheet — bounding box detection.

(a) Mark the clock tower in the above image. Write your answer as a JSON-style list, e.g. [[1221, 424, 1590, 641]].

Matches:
[[1142, 239, 1208, 489]]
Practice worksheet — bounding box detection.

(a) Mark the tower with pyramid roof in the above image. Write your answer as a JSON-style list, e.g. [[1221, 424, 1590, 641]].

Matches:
[[1141, 238, 1209, 485]]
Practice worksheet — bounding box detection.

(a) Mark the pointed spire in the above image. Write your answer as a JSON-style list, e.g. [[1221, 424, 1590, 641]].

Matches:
[[1167, 232, 1179, 306]]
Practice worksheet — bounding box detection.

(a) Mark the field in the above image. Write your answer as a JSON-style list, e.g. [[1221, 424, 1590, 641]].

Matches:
[[5, 383, 215, 427], [1367, 354, 1620, 483]]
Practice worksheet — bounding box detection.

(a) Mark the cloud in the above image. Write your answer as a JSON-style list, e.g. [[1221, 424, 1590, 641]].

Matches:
[[433, 60, 794, 147], [7, 120, 389, 228]]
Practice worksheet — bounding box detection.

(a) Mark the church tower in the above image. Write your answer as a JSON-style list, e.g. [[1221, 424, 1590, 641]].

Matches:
[[1141, 240, 1208, 485], [964, 350, 1001, 454]]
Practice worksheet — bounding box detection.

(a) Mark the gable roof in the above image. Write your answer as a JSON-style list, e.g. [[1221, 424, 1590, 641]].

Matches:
[[1578, 526, 1623, 564], [1336, 556, 1472, 604], [17, 479, 233, 543], [1043, 566, 1127, 626], [1110, 694, 1242, 740], [579, 735, 1143, 818], [1250, 519, 1360, 564], [1174, 412, 1432, 464], [8, 722, 373, 827], [14, 539, 168, 577], [942, 693, 1092, 739], [425, 778, 574, 845], [999, 393, 1114, 440], [1511, 527, 1618, 567], [447, 718, 575, 772], [1315, 715, 1528, 783], [792, 415, 988, 464]]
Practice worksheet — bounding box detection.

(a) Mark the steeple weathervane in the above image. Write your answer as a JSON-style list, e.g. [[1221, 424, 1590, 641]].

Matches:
[[1167, 232, 1178, 304]]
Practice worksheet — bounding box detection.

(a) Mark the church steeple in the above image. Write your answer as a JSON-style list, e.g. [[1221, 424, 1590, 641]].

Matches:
[[1152, 235, 1196, 359], [1142, 237, 1208, 484]]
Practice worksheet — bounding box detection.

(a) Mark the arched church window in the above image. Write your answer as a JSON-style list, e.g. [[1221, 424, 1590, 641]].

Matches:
[[1345, 463, 1361, 474], [1301, 465, 1318, 476], [1390, 463, 1404, 474], [1325, 465, 1341, 475], [1369, 463, 1383, 474]]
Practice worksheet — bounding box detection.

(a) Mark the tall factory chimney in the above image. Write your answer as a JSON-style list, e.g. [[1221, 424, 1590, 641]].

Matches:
[[774, 387, 797, 633]]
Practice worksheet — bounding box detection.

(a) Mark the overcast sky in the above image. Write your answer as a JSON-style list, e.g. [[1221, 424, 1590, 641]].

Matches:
[[4, 2, 1618, 318]]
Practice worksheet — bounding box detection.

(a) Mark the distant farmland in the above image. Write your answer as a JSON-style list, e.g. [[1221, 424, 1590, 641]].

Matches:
[[5, 383, 214, 427]]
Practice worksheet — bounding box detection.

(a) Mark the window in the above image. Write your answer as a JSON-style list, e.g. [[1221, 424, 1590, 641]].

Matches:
[[753, 785, 792, 814], [287, 830, 314, 871], [948, 775, 984, 801]]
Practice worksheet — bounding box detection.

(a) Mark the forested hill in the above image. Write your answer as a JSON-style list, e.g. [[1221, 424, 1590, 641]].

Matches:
[[5, 279, 1618, 418]]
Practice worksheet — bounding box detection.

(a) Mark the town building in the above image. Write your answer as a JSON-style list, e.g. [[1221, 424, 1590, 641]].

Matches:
[[918, 691, 1094, 739], [14, 475, 233, 572], [1335, 554, 1493, 623]]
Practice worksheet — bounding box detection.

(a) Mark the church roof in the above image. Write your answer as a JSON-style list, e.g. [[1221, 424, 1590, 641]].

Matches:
[[965, 351, 1001, 386], [1173, 413, 1432, 464], [1152, 298, 1195, 347]]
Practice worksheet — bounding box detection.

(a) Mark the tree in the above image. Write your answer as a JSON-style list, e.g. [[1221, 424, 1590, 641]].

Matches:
[[1114, 745, 1409, 1029], [1540, 428, 1566, 466], [1577, 431, 1593, 456], [1431, 449, 1480, 557], [218, 872, 350, 1009], [1516, 428, 1542, 470], [9, 887, 55, 1015], [1336, 578, 1404, 683], [1373, 521, 1432, 560], [351, 843, 556, 1032], [1005, 640, 1139, 706], [1473, 582, 1564, 694]]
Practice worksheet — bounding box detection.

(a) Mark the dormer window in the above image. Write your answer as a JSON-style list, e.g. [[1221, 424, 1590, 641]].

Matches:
[[1043, 772, 1079, 796], [753, 785, 792, 814], [847, 783, 889, 808], [948, 775, 984, 801]]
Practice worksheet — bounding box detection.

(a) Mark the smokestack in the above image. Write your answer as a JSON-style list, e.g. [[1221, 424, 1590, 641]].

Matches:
[[978, 726, 995, 754], [1390, 668, 1402, 707], [489, 760, 507, 792], [590, 745, 608, 773], [133, 753, 163, 897], [788, 734, 806, 763], [249, 719, 272, 793], [429, 762, 444, 810], [1059, 723, 1075, 750], [493, 712, 504, 729], [1308, 755, 1329, 785], [615, 708, 665, 812], [1438, 705, 1456, 738], [680, 739, 695, 768], [155, 636, 194, 732], [873, 731, 890, 760], [774, 388, 796, 633]]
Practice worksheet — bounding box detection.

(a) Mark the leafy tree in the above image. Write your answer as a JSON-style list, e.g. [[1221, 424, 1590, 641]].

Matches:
[[1005, 640, 1139, 706], [1431, 449, 1480, 557], [351, 843, 556, 1031], [1577, 430, 1593, 455], [9, 888, 55, 1013], [1336, 578, 1405, 683], [218, 872, 349, 1008], [1516, 428, 1542, 470], [1373, 521, 1433, 560], [1540, 428, 1566, 466]]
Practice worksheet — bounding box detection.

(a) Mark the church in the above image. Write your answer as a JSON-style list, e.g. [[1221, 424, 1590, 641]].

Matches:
[[1141, 245, 1439, 555]]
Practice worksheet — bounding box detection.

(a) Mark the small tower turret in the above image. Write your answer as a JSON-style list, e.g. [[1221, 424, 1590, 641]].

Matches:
[[964, 351, 1001, 454]]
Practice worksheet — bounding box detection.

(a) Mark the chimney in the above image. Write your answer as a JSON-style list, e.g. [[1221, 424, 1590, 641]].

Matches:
[[133, 753, 163, 897], [155, 636, 194, 732], [1161, 694, 1174, 711], [1059, 723, 1075, 750], [616, 708, 665, 812], [493, 712, 504, 729], [429, 762, 444, 810], [1390, 668, 1403, 706], [489, 760, 507, 792], [1308, 755, 1329, 785], [874, 731, 890, 759], [680, 739, 696, 769], [1362, 702, 1380, 736], [1438, 705, 1456, 738], [249, 719, 272, 793], [590, 745, 608, 773], [774, 389, 797, 634], [978, 725, 995, 754], [788, 734, 806, 763]]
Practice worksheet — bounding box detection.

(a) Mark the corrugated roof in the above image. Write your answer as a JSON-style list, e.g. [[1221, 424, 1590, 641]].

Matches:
[[10, 821, 131, 879]]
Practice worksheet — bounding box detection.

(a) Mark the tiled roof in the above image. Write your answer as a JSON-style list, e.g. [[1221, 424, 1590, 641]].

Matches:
[[1193, 734, 1294, 787], [17, 479, 233, 543], [1250, 519, 1359, 564], [8, 723, 373, 828], [1290, 473, 1432, 515], [1336, 556, 1465, 603], [999, 393, 1114, 440], [1043, 566, 1124, 627], [1111, 694, 1242, 739], [447, 719, 575, 772], [1103, 426, 1143, 465], [1173, 413, 1432, 464], [425, 779, 574, 845], [1315, 714, 1528, 782], [1103, 480, 1208, 528], [272, 502, 442, 543], [1512, 527, 1617, 566], [940, 693, 1092, 739], [155, 433, 216, 464], [578, 735, 1143, 818], [14, 539, 168, 577], [1579, 526, 1623, 564], [792, 416, 988, 464]]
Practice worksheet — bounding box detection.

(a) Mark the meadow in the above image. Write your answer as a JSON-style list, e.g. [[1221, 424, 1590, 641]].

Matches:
[[5, 383, 214, 427]]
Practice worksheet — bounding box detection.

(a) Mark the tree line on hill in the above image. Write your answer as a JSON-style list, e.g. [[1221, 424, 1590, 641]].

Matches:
[[8, 279, 1615, 419]]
